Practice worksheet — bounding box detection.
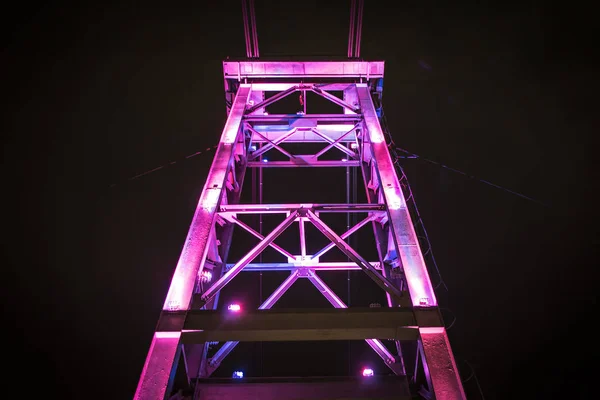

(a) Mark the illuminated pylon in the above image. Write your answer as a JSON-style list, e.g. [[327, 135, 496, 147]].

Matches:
[[134, 61, 466, 399]]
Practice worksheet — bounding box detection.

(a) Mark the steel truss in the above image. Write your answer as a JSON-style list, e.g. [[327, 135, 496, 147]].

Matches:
[[134, 61, 466, 400]]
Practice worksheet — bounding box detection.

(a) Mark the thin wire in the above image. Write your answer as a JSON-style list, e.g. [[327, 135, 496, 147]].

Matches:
[[108, 144, 217, 189], [377, 105, 549, 208], [440, 308, 457, 330], [347, 0, 356, 58], [395, 146, 550, 208], [462, 359, 486, 400]]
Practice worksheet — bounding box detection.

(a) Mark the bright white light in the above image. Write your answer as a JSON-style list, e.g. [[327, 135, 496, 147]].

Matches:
[[200, 270, 212, 282], [262, 158, 268, 163], [232, 371, 244, 378], [350, 142, 359, 149], [249, 145, 256, 151], [362, 368, 374, 377], [341, 158, 347, 162], [228, 304, 241, 312]]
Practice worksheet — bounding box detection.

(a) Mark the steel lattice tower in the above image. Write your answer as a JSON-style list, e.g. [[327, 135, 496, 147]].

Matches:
[[134, 2, 467, 399]]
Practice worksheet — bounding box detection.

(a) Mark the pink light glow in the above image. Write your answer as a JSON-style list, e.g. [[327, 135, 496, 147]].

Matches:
[[228, 303, 241, 312], [362, 368, 374, 377]]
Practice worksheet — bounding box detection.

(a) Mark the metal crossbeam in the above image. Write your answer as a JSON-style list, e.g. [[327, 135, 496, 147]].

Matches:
[[198, 211, 299, 307], [218, 203, 386, 214], [180, 308, 418, 343], [306, 270, 405, 375], [306, 209, 404, 302], [223, 61, 384, 79], [207, 271, 301, 374], [230, 262, 382, 271]]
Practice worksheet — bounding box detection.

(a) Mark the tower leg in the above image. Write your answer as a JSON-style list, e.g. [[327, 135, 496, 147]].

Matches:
[[134, 85, 252, 399], [134, 333, 181, 400]]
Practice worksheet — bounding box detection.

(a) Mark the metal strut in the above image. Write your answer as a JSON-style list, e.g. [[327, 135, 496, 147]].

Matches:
[[347, 0, 364, 58], [242, 0, 260, 58]]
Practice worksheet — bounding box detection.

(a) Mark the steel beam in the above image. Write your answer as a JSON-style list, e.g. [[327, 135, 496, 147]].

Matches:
[[228, 215, 295, 259], [356, 84, 436, 307], [134, 332, 182, 400], [249, 126, 358, 143], [180, 308, 418, 343], [249, 159, 360, 168], [207, 271, 300, 374], [419, 328, 467, 400], [311, 127, 359, 159], [218, 203, 386, 214], [357, 84, 465, 398], [230, 262, 382, 271], [223, 61, 384, 79], [244, 114, 362, 124], [134, 85, 252, 399], [312, 214, 376, 259], [305, 209, 404, 302]]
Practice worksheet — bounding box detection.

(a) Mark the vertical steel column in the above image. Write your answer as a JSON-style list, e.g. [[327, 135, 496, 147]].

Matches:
[[134, 85, 252, 400], [356, 84, 466, 399]]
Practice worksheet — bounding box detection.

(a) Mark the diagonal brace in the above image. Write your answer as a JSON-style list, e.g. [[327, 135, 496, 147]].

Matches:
[[206, 270, 300, 374], [251, 128, 298, 159], [313, 124, 359, 159], [310, 86, 360, 113], [230, 215, 295, 260], [305, 209, 404, 302], [306, 269, 405, 376], [246, 125, 295, 159], [311, 127, 357, 158], [198, 211, 299, 307], [313, 214, 375, 259]]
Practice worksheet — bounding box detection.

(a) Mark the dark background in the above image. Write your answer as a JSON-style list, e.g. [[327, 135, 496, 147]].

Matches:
[[3, 0, 596, 399]]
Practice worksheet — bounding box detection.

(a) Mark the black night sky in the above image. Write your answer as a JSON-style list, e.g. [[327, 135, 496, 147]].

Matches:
[[4, 1, 596, 399]]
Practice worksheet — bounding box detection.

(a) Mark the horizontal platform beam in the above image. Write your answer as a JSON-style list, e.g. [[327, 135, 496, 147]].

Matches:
[[250, 129, 357, 143], [194, 376, 412, 400], [223, 61, 384, 79], [249, 83, 355, 91], [248, 160, 360, 168], [244, 114, 362, 124], [218, 203, 386, 214], [179, 308, 418, 343], [232, 262, 382, 271]]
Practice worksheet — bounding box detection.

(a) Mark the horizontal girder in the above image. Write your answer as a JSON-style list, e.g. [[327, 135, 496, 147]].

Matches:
[[218, 203, 385, 214], [231, 261, 381, 271], [177, 308, 419, 343], [223, 60, 384, 79]]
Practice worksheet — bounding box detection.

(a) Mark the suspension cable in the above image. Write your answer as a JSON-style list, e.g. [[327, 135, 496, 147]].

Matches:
[[249, 0, 259, 58], [242, 0, 259, 58], [347, 0, 356, 58], [347, 0, 364, 58], [241, 0, 252, 58], [354, 0, 364, 58]]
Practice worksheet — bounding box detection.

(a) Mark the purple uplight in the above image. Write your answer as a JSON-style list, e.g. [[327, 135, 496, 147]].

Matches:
[[228, 303, 241, 312], [362, 368, 374, 377], [232, 371, 244, 378]]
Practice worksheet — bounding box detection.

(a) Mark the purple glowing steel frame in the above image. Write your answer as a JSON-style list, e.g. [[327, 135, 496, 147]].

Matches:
[[134, 61, 466, 400]]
